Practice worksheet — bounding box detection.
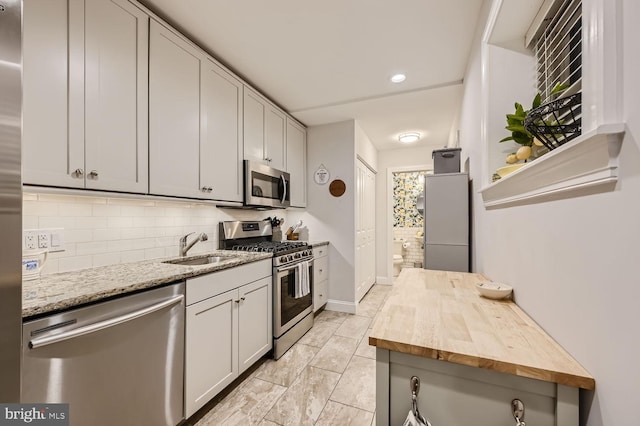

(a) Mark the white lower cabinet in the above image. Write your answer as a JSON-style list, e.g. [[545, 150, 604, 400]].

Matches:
[[312, 245, 329, 312], [184, 260, 272, 418]]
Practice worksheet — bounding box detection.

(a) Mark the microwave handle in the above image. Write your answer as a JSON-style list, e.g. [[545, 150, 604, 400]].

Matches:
[[280, 175, 287, 204]]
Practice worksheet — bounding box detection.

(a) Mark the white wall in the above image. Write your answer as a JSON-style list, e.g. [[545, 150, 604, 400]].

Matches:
[[374, 146, 435, 283], [458, 1, 640, 425], [288, 120, 357, 311], [23, 192, 277, 274]]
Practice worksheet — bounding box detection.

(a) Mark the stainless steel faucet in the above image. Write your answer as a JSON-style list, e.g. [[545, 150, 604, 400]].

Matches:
[[179, 232, 208, 257]]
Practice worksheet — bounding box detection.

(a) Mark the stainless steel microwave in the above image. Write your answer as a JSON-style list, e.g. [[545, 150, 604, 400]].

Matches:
[[244, 160, 291, 208]]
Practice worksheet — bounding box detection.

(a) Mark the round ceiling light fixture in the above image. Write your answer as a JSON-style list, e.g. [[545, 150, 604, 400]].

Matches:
[[390, 73, 406, 83], [398, 132, 421, 143]]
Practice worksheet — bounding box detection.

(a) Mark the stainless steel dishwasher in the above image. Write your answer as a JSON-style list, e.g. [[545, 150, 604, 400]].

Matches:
[[22, 282, 185, 426]]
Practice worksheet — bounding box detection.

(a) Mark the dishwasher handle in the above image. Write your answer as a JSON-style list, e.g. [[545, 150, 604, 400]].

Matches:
[[29, 294, 184, 349]]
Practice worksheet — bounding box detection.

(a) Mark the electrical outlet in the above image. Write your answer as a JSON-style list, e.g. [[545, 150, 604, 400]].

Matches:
[[23, 228, 65, 252], [38, 232, 50, 249], [24, 233, 36, 250]]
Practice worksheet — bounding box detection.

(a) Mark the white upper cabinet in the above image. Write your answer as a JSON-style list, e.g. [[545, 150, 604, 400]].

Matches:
[[200, 59, 244, 202], [286, 118, 307, 207], [149, 22, 243, 202], [23, 0, 149, 193], [84, 0, 149, 192], [243, 87, 286, 171], [149, 21, 202, 199], [23, 0, 76, 187]]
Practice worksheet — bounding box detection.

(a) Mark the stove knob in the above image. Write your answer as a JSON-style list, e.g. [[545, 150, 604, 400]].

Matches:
[[288, 255, 294, 262], [279, 256, 287, 263]]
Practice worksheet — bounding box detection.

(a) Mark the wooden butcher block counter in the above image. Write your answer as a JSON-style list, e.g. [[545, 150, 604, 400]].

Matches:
[[370, 268, 594, 426]]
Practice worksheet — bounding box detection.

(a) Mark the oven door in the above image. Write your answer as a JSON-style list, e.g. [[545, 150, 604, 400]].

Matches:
[[245, 160, 290, 208], [274, 260, 313, 338]]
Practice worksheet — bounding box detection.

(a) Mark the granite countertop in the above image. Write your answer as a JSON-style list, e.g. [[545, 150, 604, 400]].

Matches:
[[369, 268, 595, 390], [307, 240, 329, 247], [22, 251, 272, 319]]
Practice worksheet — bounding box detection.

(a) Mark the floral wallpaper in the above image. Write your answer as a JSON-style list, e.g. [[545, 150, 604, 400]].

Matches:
[[393, 171, 428, 228]]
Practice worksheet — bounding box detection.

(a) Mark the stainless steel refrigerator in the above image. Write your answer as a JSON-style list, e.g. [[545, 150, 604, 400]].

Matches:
[[423, 173, 469, 272], [0, 0, 23, 402]]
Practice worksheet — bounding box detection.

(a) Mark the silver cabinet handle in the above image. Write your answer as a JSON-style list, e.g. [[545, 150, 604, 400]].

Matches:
[[319, 269, 323, 273], [88, 170, 99, 179], [72, 168, 84, 178], [208, 187, 213, 193], [29, 295, 184, 349], [201, 186, 208, 192], [234, 299, 240, 304], [240, 297, 246, 301]]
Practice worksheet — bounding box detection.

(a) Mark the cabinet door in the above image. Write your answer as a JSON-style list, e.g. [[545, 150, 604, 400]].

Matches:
[[243, 87, 266, 163], [149, 21, 202, 198], [84, 0, 148, 193], [286, 118, 307, 207], [238, 277, 272, 374], [314, 279, 328, 312], [23, 0, 84, 188], [265, 107, 286, 171], [185, 289, 238, 418], [201, 59, 243, 202]]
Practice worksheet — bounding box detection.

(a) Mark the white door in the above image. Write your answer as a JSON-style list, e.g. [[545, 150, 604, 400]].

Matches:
[[23, 0, 83, 188], [286, 119, 307, 207], [238, 278, 272, 373], [185, 289, 238, 418], [149, 21, 202, 198], [265, 106, 286, 171], [356, 159, 376, 301], [200, 59, 243, 202], [84, 0, 148, 193], [243, 87, 266, 163]]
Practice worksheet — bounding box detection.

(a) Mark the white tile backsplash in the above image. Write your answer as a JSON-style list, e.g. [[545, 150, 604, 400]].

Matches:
[[24, 192, 275, 275]]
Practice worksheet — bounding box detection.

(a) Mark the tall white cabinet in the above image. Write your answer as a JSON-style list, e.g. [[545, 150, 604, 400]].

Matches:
[[23, 0, 149, 193], [356, 159, 376, 301], [243, 87, 286, 171], [286, 118, 307, 207], [149, 21, 243, 202]]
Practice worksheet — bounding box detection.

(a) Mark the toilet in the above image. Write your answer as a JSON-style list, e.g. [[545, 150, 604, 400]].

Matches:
[[393, 239, 405, 277]]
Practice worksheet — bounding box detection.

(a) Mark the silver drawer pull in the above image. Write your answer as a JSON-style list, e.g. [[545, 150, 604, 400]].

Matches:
[[88, 170, 99, 179], [72, 168, 84, 178]]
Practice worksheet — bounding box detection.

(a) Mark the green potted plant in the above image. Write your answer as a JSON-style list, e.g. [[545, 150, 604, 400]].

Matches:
[[499, 83, 568, 165]]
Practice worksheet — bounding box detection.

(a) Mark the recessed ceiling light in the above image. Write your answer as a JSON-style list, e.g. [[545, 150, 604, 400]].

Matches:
[[391, 73, 406, 83], [399, 132, 420, 143]]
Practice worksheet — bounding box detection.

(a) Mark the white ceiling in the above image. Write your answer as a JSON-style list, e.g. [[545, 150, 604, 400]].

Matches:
[[140, 0, 484, 152]]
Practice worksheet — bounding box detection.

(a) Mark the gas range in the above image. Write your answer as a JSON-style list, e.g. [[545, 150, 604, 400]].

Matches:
[[219, 220, 313, 266], [230, 242, 313, 267]]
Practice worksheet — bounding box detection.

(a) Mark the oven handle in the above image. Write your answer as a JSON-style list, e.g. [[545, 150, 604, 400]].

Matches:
[[280, 174, 287, 204], [277, 259, 313, 273]]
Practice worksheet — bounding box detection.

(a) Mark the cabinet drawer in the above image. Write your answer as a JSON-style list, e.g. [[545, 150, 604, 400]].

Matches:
[[186, 259, 271, 305], [314, 279, 328, 312], [313, 244, 328, 259], [314, 256, 328, 283]]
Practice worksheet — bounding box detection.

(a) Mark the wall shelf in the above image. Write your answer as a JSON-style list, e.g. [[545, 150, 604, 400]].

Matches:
[[480, 123, 625, 208]]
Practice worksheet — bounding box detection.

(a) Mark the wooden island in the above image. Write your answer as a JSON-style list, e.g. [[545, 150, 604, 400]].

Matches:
[[369, 269, 594, 425]]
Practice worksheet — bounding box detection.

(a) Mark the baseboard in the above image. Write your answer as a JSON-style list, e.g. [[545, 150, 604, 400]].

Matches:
[[376, 276, 393, 285], [325, 299, 357, 314]]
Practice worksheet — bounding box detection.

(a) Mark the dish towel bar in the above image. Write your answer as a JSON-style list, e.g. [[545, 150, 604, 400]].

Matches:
[[403, 376, 432, 426]]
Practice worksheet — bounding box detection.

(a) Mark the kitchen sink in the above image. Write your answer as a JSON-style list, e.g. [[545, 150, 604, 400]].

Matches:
[[164, 255, 236, 266]]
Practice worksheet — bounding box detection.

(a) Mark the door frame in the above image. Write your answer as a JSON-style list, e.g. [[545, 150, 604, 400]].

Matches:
[[385, 165, 431, 284]]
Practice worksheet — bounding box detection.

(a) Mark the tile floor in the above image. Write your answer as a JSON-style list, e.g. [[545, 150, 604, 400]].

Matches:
[[190, 284, 392, 426]]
